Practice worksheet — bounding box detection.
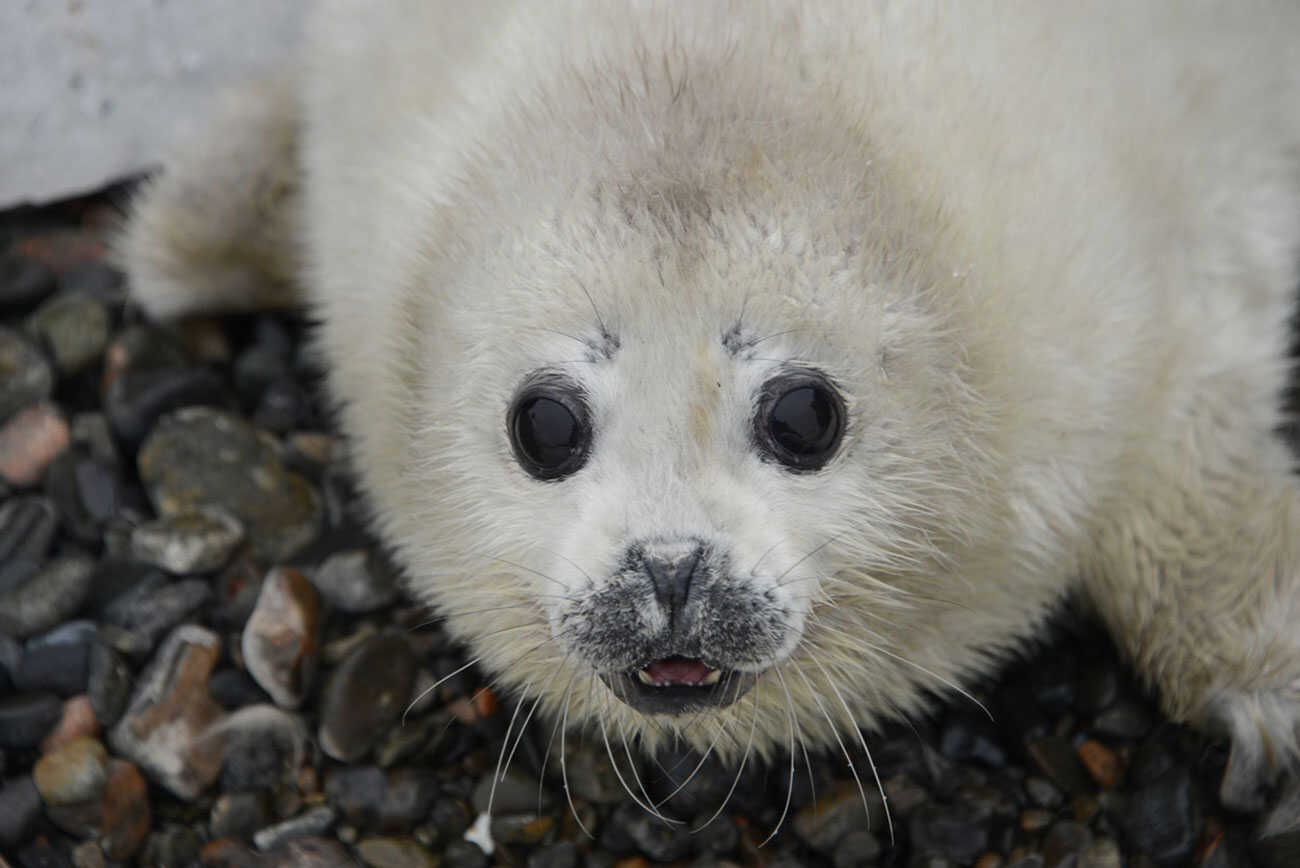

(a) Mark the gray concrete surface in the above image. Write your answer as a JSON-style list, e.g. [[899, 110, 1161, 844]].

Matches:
[[2, 0, 305, 208]]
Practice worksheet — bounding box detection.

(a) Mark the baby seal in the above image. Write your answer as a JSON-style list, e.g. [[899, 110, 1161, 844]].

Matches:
[[123, 0, 1300, 796]]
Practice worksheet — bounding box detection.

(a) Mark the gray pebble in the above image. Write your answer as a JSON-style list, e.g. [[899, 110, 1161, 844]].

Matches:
[[0, 775, 42, 848], [318, 630, 417, 762], [601, 801, 694, 862], [15, 619, 96, 696], [102, 574, 212, 651], [441, 840, 489, 868], [139, 407, 322, 562], [355, 836, 440, 868], [0, 325, 53, 424], [253, 805, 336, 850], [86, 640, 132, 727], [0, 554, 95, 638], [25, 292, 109, 375], [528, 842, 579, 868], [311, 549, 399, 613], [210, 791, 274, 840], [832, 830, 881, 868], [0, 253, 57, 310], [130, 507, 244, 574], [264, 836, 359, 867], [0, 495, 58, 593], [472, 767, 551, 816], [0, 691, 63, 748]]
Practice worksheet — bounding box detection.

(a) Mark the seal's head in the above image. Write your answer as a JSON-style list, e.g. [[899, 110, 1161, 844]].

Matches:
[[371, 69, 1032, 759]]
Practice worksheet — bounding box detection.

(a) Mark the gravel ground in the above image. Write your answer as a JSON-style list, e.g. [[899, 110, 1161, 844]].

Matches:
[[0, 188, 1298, 868]]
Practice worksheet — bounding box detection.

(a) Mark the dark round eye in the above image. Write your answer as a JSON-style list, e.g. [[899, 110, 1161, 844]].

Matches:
[[755, 372, 845, 471], [508, 382, 591, 480]]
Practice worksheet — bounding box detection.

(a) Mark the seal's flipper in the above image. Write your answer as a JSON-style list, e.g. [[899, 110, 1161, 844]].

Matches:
[[118, 76, 302, 319]]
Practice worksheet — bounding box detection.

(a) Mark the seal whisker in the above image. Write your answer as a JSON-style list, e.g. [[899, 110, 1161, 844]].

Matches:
[[792, 663, 875, 841], [760, 663, 799, 847], [559, 674, 595, 838], [403, 655, 483, 725], [600, 713, 682, 823], [693, 683, 761, 833]]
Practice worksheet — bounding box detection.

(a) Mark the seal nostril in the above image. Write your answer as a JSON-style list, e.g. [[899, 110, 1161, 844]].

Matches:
[[641, 543, 705, 618]]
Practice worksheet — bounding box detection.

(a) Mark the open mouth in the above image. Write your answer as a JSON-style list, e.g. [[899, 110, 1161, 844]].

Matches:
[[600, 655, 758, 714]]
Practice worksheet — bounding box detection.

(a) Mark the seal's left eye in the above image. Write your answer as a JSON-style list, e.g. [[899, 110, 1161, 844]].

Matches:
[[508, 382, 591, 480], [755, 371, 845, 471]]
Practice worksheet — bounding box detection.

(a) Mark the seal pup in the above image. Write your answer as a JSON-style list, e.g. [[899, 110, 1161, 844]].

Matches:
[[122, 0, 1300, 802]]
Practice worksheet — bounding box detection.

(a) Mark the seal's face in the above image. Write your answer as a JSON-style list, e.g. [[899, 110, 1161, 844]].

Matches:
[[399, 139, 1008, 754]]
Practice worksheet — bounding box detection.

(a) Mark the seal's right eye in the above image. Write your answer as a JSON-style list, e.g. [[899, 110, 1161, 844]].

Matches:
[[508, 382, 591, 480]]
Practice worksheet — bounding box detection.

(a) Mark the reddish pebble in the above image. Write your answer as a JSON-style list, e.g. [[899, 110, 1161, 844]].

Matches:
[[615, 859, 650, 868], [241, 567, 322, 709], [41, 695, 99, 754], [1076, 738, 1122, 789], [448, 688, 500, 724], [199, 838, 263, 868], [0, 402, 69, 486], [974, 854, 1004, 868], [100, 760, 151, 861]]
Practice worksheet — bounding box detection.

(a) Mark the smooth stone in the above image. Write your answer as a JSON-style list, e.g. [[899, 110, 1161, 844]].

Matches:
[[253, 377, 310, 434], [1120, 766, 1197, 865], [252, 805, 336, 850], [1078, 838, 1122, 868], [563, 741, 632, 806], [832, 830, 881, 868], [263, 836, 358, 867], [141, 824, 202, 867], [70, 842, 107, 868], [0, 325, 54, 424], [1026, 736, 1096, 798], [33, 735, 109, 806], [490, 814, 553, 845], [69, 412, 118, 466], [1042, 820, 1093, 868], [0, 554, 95, 638], [210, 791, 274, 841], [311, 549, 399, 613], [601, 801, 693, 862], [0, 495, 58, 592], [441, 841, 489, 868], [1024, 776, 1064, 808], [0, 401, 70, 486], [318, 631, 417, 762], [16, 620, 96, 696], [213, 546, 267, 627], [99, 759, 152, 861], [940, 712, 1008, 769], [43, 449, 123, 542], [130, 508, 245, 574], [25, 292, 109, 375], [908, 802, 990, 866], [0, 253, 57, 310], [241, 567, 321, 708], [527, 842, 579, 868], [39, 695, 99, 754], [101, 574, 212, 651], [102, 325, 230, 445], [1090, 700, 1154, 740], [209, 667, 272, 711], [793, 782, 869, 854], [59, 261, 125, 303], [138, 407, 322, 561], [471, 767, 551, 816], [87, 641, 132, 729], [0, 631, 20, 690], [0, 776, 42, 848], [356, 837, 440, 868], [216, 705, 308, 793], [0, 691, 64, 748], [108, 625, 226, 799]]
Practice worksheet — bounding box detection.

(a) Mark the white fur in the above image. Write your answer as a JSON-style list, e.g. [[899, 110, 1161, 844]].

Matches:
[[123, 0, 1300, 784]]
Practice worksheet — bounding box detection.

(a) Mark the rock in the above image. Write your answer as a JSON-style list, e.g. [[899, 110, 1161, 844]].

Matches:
[[200, 837, 267, 868], [0, 253, 57, 310], [1090, 701, 1153, 741], [831, 830, 881, 868], [211, 791, 274, 841], [16, 620, 96, 696], [139, 407, 322, 561], [33, 735, 109, 805], [490, 813, 553, 845], [0, 691, 64, 748], [327, 765, 390, 828], [940, 712, 1008, 770], [0, 776, 42, 848], [86, 641, 132, 728], [528, 842, 579, 868], [43, 449, 124, 542], [0, 631, 17, 691], [25, 292, 109, 375], [909, 802, 990, 866], [214, 546, 267, 627], [263, 836, 358, 867], [69, 412, 119, 466], [1078, 838, 1122, 868], [209, 667, 272, 710], [70, 842, 107, 868], [252, 805, 336, 850], [130, 508, 245, 574], [0, 401, 69, 486], [318, 630, 417, 762], [1120, 765, 1197, 865], [0, 325, 54, 424], [602, 801, 693, 862], [1026, 736, 1096, 798], [102, 325, 230, 444], [311, 549, 399, 613], [0, 554, 94, 638], [99, 759, 151, 861], [0, 495, 58, 593], [1042, 820, 1093, 868], [472, 767, 551, 816], [108, 624, 227, 799], [793, 782, 869, 854], [215, 705, 307, 793], [39, 695, 99, 754], [141, 824, 203, 867], [356, 837, 440, 868], [101, 573, 212, 651], [1076, 739, 1122, 790], [1024, 777, 1063, 809], [441, 840, 489, 868], [241, 567, 321, 708]]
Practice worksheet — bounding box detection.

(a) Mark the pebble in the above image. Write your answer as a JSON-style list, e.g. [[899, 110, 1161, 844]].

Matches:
[[793, 782, 867, 853], [102, 325, 230, 444], [99, 760, 152, 861], [831, 830, 881, 868], [1042, 820, 1092, 868], [0, 776, 42, 848], [43, 449, 123, 542], [1026, 736, 1096, 798], [1090, 701, 1153, 740], [0, 253, 57, 310], [139, 407, 322, 561], [0, 401, 69, 486], [0, 325, 54, 423], [214, 705, 307, 793], [528, 842, 579, 868], [1075, 739, 1122, 789], [210, 791, 274, 841], [490, 813, 553, 845], [213, 546, 267, 627], [16, 620, 96, 696], [209, 667, 272, 711], [0, 691, 64, 748], [108, 624, 227, 799], [252, 805, 336, 850], [241, 567, 321, 708], [141, 824, 203, 867], [940, 713, 1008, 769], [472, 767, 551, 816], [441, 840, 489, 868], [25, 292, 109, 375], [356, 837, 440, 868], [263, 836, 358, 867], [1024, 776, 1063, 808], [318, 630, 417, 762], [909, 802, 990, 865], [70, 842, 107, 868], [69, 412, 118, 466], [1120, 765, 1197, 864], [200, 837, 266, 868], [101, 573, 212, 651], [311, 549, 399, 613], [1078, 838, 1122, 868], [86, 641, 131, 728], [40, 696, 100, 754], [0, 495, 58, 593], [130, 507, 245, 574], [33, 735, 109, 805], [0, 554, 95, 638], [601, 802, 694, 862]]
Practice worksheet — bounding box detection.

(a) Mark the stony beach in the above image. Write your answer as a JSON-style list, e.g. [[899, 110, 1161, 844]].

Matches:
[[0, 188, 1296, 868]]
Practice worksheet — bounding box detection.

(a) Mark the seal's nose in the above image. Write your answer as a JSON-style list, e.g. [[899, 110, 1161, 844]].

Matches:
[[637, 541, 705, 619]]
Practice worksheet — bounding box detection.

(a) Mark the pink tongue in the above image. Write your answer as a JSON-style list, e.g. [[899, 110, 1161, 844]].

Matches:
[[643, 657, 713, 685]]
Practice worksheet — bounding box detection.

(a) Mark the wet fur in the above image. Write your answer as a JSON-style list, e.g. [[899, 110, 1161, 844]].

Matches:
[[122, 0, 1300, 796]]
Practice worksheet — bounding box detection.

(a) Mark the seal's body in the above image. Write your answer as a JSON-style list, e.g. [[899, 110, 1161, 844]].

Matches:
[[124, 0, 1300, 786]]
